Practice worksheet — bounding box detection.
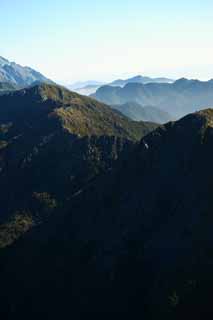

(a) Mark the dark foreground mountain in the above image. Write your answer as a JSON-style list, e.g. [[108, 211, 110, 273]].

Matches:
[[0, 83, 157, 225], [93, 78, 213, 119], [112, 102, 172, 123], [0, 56, 52, 86], [0, 108, 213, 319]]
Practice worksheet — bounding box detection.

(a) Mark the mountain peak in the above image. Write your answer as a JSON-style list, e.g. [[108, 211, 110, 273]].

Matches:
[[0, 56, 52, 86], [131, 75, 143, 80], [157, 108, 213, 144], [108, 75, 174, 88], [0, 83, 157, 140], [166, 108, 213, 135], [0, 56, 9, 66], [26, 83, 75, 102], [180, 108, 213, 126], [11, 83, 82, 107], [173, 77, 189, 85]]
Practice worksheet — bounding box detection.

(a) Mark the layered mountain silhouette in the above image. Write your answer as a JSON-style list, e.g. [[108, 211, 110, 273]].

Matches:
[[69, 80, 105, 90], [111, 102, 172, 123], [69, 75, 173, 96], [0, 56, 52, 87], [73, 84, 102, 96], [93, 78, 213, 119], [109, 75, 174, 87], [68, 81, 106, 95], [0, 105, 213, 318]]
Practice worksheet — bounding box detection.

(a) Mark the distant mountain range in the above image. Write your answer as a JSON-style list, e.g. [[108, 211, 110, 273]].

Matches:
[[112, 102, 173, 124], [109, 75, 174, 87], [93, 78, 213, 119], [0, 57, 176, 123], [72, 84, 103, 96], [1, 54, 213, 318], [69, 75, 174, 96], [68, 80, 105, 91], [0, 56, 52, 87], [2, 56, 213, 318], [1, 56, 213, 124]]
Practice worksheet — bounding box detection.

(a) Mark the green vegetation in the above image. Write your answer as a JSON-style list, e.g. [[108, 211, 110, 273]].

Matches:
[[0, 140, 8, 149], [0, 83, 157, 229], [0, 213, 34, 248], [168, 291, 179, 308], [35, 83, 158, 140], [2, 83, 213, 318]]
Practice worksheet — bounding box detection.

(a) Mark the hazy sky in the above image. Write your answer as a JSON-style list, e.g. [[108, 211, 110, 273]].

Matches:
[[1, 0, 213, 83]]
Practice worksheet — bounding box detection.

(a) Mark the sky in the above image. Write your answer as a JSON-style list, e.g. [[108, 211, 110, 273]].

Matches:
[[0, 0, 213, 83]]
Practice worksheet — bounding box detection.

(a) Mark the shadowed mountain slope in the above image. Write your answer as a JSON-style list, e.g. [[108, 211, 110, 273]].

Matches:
[[0, 109, 213, 318], [0, 83, 157, 225]]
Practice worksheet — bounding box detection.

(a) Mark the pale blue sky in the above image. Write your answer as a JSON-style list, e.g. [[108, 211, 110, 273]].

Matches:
[[1, 0, 213, 83]]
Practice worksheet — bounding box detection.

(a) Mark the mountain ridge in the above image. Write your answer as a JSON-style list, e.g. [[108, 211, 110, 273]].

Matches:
[[0, 82, 157, 225], [93, 78, 213, 118], [69, 75, 174, 96], [0, 56, 52, 87], [109, 74, 174, 87], [111, 101, 173, 123], [0, 108, 213, 318]]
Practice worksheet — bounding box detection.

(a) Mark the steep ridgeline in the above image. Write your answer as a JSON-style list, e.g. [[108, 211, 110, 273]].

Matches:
[[0, 110, 213, 319], [93, 78, 213, 119], [0, 83, 157, 226], [0, 56, 52, 86], [111, 102, 172, 124]]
